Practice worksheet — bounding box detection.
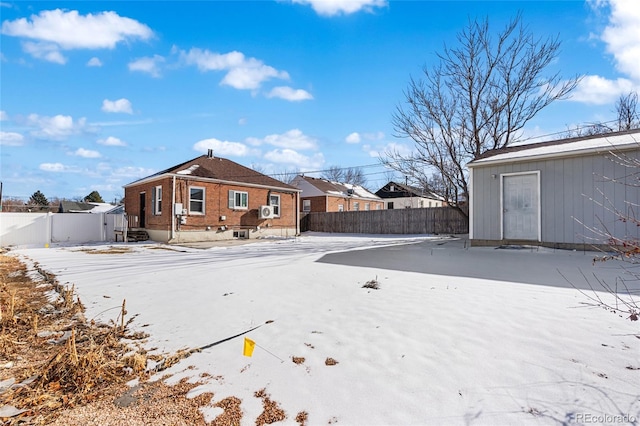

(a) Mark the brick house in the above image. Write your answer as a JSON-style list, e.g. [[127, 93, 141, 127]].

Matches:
[[123, 151, 300, 243], [375, 181, 445, 209], [290, 175, 384, 213]]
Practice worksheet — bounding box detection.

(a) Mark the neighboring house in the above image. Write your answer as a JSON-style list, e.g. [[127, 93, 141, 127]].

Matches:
[[59, 201, 123, 214], [468, 129, 640, 249], [375, 181, 445, 209], [291, 175, 384, 213], [123, 150, 300, 243]]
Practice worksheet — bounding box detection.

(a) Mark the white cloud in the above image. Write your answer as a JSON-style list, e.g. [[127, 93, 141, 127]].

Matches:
[[22, 41, 66, 64], [345, 132, 361, 144], [39, 162, 67, 172], [264, 148, 324, 169], [291, 0, 387, 16], [0, 131, 24, 146], [73, 148, 101, 158], [599, 0, 640, 81], [578, 0, 640, 104], [248, 129, 317, 150], [266, 86, 313, 101], [112, 166, 156, 179], [1, 9, 153, 63], [367, 142, 413, 158], [87, 57, 102, 67], [26, 114, 88, 139], [101, 98, 133, 114], [180, 48, 289, 90], [97, 136, 127, 146], [0, 110, 7, 121], [128, 55, 165, 78], [238, 117, 248, 125], [193, 138, 251, 157], [569, 75, 636, 104]]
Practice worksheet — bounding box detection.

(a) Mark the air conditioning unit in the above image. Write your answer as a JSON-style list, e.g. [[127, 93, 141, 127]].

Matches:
[[259, 205, 274, 219]]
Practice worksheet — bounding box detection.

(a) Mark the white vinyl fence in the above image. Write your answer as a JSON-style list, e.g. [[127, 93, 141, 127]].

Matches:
[[0, 213, 127, 247]]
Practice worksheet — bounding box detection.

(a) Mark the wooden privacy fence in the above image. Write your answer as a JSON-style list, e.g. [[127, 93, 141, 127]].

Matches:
[[301, 207, 468, 234]]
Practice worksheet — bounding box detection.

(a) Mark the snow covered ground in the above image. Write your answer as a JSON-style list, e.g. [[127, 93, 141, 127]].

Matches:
[[12, 233, 640, 425]]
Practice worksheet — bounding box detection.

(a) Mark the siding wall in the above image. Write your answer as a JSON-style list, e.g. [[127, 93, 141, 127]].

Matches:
[[471, 148, 640, 246]]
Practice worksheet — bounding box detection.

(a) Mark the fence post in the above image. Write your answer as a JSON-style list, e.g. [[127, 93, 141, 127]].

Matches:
[[46, 212, 52, 247]]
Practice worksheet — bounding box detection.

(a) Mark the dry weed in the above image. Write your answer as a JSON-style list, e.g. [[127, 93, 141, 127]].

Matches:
[[295, 411, 309, 426], [254, 388, 286, 425], [325, 357, 339, 366]]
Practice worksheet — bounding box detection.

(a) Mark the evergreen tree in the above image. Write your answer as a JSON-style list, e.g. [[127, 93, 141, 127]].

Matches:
[[84, 190, 104, 203], [29, 190, 49, 210]]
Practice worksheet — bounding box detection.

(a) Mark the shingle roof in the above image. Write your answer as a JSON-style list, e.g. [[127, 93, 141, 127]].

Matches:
[[297, 175, 381, 200], [125, 155, 297, 191], [375, 181, 443, 200], [470, 128, 640, 166]]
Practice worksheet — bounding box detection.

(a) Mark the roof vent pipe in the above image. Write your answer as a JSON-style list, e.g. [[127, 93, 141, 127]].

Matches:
[[207, 149, 214, 158]]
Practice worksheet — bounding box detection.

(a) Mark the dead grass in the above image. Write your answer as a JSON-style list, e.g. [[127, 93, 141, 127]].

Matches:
[[73, 247, 133, 255], [295, 411, 309, 426], [291, 356, 305, 365], [325, 357, 339, 366], [212, 396, 243, 426], [254, 388, 286, 425], [362, 276, 380, 290], [0, 252, 217, 425]]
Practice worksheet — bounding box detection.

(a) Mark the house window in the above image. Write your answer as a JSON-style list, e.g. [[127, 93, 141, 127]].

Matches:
[[152, 185, 162, 215], [303, 199, 311, 212], [338, 204, 344, 212], [228, 190, 248, 210], [269, 194, 280, 217], [353, 202, 360, 211], [387, 202, 394, 209], [189, 187, 205, 214], [376, 204, 381, 210], [390, 185, 395, 192], [364, 203, 370, 211]]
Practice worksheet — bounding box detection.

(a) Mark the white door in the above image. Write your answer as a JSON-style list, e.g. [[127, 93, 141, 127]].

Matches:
[[503, 173, 539, 240]]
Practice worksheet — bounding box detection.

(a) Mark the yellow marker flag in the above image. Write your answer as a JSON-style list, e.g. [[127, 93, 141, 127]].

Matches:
[[243, 337, 256, 357]]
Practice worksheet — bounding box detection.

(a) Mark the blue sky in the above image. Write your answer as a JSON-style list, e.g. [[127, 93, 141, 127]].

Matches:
[[1, 0, 639, 203]]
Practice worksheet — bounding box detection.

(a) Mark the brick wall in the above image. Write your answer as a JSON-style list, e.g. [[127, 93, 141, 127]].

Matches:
[[125, 177, 298, 232]]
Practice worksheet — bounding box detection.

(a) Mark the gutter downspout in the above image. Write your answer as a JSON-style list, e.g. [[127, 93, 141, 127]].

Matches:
[[171, 175, 176, 242]]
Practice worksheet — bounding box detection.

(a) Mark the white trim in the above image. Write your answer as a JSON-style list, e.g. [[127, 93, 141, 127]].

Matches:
[[189, 186, 206, 215], [469, 170, 474, 240], [269, 194, 281, 217], [499, 171, 541, 242]]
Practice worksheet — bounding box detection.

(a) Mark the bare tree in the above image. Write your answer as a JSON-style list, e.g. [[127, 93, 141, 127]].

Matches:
[[564, 122, 613, 138], [615, 91, 639, 131], [322, 166, 367, 187], [270, 168, 300, 184], [343, 167, 366, 187], [385, 15, 581, 217], [322, 166, 344, 182]]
